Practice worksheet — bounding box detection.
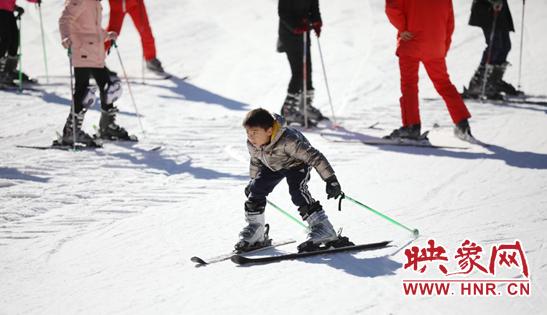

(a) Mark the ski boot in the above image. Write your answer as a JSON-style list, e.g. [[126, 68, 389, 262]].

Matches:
[[302, 90, 328, 122], [58, 108, 101, 147], [462, 65, 485, 99], [234, 212, 272, 253], [297, 203, 339, 252], [0, 56, 15, 86], [453, 119, 474, 142], [462, 65, 504, 100], [280, 92, 315, 127], [384, 124, 422, 140], [492, 63, 524, 97], [146, 58, 165, 75], [96, 106, 137, 141]]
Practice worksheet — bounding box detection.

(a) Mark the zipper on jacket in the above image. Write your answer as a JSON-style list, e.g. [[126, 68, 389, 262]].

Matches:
[[259, 148, 273, 171]]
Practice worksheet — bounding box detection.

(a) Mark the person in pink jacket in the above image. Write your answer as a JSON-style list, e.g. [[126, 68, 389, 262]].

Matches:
[[385, 0, 474, 141], [58, 0, 134, 146], [0, 0, 39, 86]]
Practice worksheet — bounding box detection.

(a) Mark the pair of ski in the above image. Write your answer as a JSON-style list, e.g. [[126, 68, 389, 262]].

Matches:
[[191, 240, 391, 266], [426, 94, 547, 107], [320, 128, 477, 150], [15, 137, 164, 152]]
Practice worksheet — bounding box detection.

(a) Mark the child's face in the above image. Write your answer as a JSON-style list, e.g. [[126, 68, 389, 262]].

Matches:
[[246, 126, 273, 148]]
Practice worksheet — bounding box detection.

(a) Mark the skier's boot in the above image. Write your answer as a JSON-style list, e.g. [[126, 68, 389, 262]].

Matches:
[[97, 106, 136, 141], [0, 56, 16, 86], [146, 58, 165, 75], [10, 71, 38, 84], [384, 124, 422, 140], [483, 65, 504, 100], [235, 211, 271, 253], [297, 202, 338, 252], [462, 64, 503, 100], [59, 108, 100, 147], [280, 92, 314, 127], [453, 119, 474, 142], [492, 63, 523, 97], [302, 90, 328, 122], [463, 65, 486, 99]]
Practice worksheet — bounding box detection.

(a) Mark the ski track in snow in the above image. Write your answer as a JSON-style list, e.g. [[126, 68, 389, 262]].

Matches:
[[1, 0, 546, 314]]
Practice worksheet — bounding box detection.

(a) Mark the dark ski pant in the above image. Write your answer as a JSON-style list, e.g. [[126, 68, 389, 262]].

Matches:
[[279, 27, 313, 94], [73, 67, 113, 113], [246, 165, 314, 216], [480, 27, 511, 66], [398, 55, 471, 126], [0, 10, 18, 57]]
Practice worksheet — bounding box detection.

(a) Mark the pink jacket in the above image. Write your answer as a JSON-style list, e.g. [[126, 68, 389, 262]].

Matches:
[[0, 0, 39, 12], [59, 0, 108, 68]]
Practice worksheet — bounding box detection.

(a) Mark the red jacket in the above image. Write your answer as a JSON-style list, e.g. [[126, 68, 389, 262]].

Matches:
[[385, 0, 455, 60], [0, 0, 39, 12]]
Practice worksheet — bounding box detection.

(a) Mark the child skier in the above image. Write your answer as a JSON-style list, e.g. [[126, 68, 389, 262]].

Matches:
[[385, 0, 474, 141], [59, 0, 133, 146], [237, 108, 344, 252]]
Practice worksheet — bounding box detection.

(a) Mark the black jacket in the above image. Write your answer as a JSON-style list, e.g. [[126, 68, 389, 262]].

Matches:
[[278, 0, 321, 32], [469, 0, 514, 32]]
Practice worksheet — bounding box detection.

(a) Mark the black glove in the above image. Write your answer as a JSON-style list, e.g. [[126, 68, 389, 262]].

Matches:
[[14, 6, 25, 19], [325, 175, 342, 200]]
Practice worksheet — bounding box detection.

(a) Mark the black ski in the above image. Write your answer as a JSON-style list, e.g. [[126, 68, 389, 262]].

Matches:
[[16, 143, 101, 151], [191, 239, 296, 267], [425, 95, 547, 107], [321, 130, 468, 150], [0, 82, 42, 92], [231, 240, 391, 265]]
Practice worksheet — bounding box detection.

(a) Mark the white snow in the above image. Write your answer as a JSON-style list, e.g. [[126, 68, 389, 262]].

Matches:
[[1, 0, 546, 314]]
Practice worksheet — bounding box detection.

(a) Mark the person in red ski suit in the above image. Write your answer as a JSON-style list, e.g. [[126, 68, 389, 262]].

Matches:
[[385, 0, 473, 140], [105, 0, 164, 74]]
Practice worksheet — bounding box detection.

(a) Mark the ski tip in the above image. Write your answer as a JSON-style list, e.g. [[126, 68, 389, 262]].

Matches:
[[376, 240, 392, 247], [190, 256, 207, 265]]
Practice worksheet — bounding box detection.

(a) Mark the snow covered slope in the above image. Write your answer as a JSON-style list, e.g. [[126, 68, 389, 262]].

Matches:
[[1, 0, 546, 314]]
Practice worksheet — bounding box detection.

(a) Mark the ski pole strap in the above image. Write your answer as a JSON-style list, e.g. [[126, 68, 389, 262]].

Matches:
[[338, 192, 345, 211], [266, 200, 308, 230], [343, 194, 419, 237]]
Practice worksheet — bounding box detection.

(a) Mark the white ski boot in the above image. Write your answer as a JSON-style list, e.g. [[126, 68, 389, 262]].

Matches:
[[297, 210, 339, 252], [235, 212, 271, 252]]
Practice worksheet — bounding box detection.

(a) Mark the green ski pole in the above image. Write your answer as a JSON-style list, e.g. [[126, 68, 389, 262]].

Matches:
[[266, 200, 308, 230], [341, 194, 419, 238], [37, 2, 49, 83]]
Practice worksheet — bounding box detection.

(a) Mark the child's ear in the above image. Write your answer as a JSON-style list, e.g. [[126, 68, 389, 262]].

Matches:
[[266, 127, 274, 136]]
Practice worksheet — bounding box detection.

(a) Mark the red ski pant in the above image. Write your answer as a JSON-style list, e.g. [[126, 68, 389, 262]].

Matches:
[[398, 55, 471, 126], [105, 0, 156, 61]]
